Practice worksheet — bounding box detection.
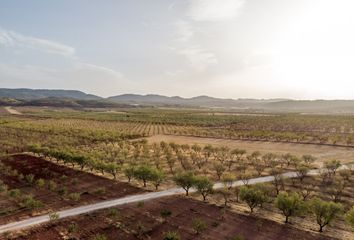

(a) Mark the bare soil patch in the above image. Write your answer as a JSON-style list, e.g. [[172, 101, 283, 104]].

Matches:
[[10, 196, 332, 240], [147, 135, 354, 167]]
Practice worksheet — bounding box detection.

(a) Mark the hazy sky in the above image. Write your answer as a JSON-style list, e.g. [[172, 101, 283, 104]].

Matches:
[[1, 0, 354, 99]]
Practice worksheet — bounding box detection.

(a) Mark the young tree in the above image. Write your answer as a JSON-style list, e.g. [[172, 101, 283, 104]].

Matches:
[[217, 188, 233, 207], [192, 218, 207, 235], [275, 192, 306, 223], [105, 162, 120, 180], [310, 198, 343, 232], [213, 163, 226, 180], [134, 165, 154, 187], [221, 174, 235, 189], [173, 172, 196, 196], [163, 231, 180, 240], [328, 180, 346, 202], [194, 176, 214, 201], [282, 153, 294, 167], [302, 155, 316, 166], [298, 183, 313, 201], [239, 185, 267, 213], [295, 164, 309, 182], [252, 161, 266, 176], [123, 165, 135, 182], [150, 169, 165, 190], [262, 153, 277, 168], [49, 212, 60, 221], [240, 173, 251, 186], [271, 169, 284, 195], [203, 144, 214, 163], [232, 149, 246, 164], [345, 206, 354, 228], [165, 150, 176, 174], [35, 178, 45, 189], [324, 160, 341, 178]]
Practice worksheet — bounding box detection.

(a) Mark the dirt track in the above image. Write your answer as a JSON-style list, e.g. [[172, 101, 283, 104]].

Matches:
[[147, 135, 354, 167], [4, 107, 22, 115]]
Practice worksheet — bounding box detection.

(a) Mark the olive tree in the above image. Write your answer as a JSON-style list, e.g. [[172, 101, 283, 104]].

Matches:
[[150, 169, 165, 190], [173, 171, 196, 196], [310, 197, 343, 232], [194, 176, 214, 201], [134, 165, 154, 187], [275, 192, 306, 223], [239, 184, 267, 213]]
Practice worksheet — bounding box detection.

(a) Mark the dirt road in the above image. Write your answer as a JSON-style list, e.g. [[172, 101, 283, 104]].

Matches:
[[4, 107, 22, 115]]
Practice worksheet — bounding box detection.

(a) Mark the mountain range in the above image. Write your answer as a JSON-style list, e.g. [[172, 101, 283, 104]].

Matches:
[[1, 88, 354, 113]]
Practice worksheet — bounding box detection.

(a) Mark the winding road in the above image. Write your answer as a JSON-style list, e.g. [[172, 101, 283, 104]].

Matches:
[[0, 165, 351, 234]]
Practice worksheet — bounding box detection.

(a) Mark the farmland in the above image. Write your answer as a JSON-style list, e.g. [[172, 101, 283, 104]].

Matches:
[[0, 106, 353, 239], [0, 154, 143, 225], [9, 196, 334, 240]]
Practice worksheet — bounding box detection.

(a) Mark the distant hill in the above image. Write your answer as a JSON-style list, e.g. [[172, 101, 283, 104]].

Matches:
[[1, 88, 354, 113], [0, 88, 101, 100], [0, 97, 133, 109], [107, 94, 286, 108]]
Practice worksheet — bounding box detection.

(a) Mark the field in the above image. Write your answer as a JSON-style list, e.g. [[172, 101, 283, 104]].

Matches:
[[0, 106, 353, 239], [147, 135, 354, 167], [0, 154, 143, 225], [9, 196, 332, 240]]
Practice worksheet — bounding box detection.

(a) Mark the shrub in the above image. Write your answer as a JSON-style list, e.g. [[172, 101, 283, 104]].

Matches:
[[67, 222, 79, 233], [47, 180, 57, 191], [22, 195, 43, 210], [345, 206, 354, 228], [8, 189, 21, 198], [68, 192, 81, 201], [49, 212, 60, 221], [160, 209, 172, 218], [107, 208, 119, 218], [94, 187, 106, 195], [0, 183, 8, 193], [232, 235, 244, 240], [35, 178, 45, 189], [163, 231, 180, 240], [137, 201, 144, 208], [25, 174, 35, 184], [58, 187, 68, 196], [192, 218, 207, 235], [239, 184, 267, 213], [91, 234, 107, 240]]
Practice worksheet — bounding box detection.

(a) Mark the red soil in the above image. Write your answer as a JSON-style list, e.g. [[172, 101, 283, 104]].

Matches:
[[0, 154, 144, 225], [11, 196, 333, 240]]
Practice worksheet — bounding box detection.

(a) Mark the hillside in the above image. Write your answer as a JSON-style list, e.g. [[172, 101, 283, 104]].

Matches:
[[1, 88, 354, 113], [108, 94, 286, 108], [0, 88, 101, 100]]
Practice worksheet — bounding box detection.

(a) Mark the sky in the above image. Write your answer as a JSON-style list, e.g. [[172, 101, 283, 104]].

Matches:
[[1, 0, 354, 99]]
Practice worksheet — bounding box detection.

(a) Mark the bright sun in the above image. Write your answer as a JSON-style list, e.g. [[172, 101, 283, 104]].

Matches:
[[271, 0, 354, 99]]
